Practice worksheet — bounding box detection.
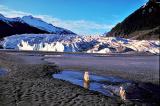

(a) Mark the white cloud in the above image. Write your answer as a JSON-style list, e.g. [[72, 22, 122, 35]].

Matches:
[[0, 5, 114, 35], [0, 5, 30, 17]]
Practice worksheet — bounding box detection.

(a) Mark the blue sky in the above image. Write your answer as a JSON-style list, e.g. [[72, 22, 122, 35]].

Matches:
[[0, 0, 147, 35]]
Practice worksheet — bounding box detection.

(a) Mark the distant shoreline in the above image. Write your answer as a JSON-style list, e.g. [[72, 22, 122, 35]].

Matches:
[[0, 49, 158, 56]]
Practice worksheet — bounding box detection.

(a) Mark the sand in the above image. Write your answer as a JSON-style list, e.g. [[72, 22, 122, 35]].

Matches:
[[0, 51, 159, 106]]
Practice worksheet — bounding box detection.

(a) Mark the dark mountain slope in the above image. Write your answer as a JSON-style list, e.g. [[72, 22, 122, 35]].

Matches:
[[106, 0, 160, 40], [0, 14, 76, 39], [0, 20, 49, 39]]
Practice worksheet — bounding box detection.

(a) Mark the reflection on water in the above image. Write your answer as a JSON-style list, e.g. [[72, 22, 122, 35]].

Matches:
[[53, 70, 130, 97], [83, 80, 90, 89], [53, 70, 156, 101]]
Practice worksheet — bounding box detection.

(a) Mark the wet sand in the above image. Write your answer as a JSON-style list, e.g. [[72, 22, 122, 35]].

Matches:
[[0, 51, 159, 106], [44, 54, 159, 84], [0, 52, 125, 106]]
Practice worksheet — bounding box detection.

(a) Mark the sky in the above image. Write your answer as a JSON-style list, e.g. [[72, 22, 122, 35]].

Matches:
[[0, 0, 148, 35]]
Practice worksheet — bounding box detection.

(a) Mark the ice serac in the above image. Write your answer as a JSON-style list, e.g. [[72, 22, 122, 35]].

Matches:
[[2, 34, 160, 54], [22, 15, 75, 35]]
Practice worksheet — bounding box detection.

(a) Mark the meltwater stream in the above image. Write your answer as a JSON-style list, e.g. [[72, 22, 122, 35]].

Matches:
[[53, 70, 131, 97]]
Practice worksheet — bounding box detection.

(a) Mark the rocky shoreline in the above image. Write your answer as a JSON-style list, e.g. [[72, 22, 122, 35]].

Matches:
[[0, 52, 159, 106]]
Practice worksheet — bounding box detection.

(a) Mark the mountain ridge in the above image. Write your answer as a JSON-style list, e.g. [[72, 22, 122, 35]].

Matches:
[[21, 15, 75, 34], [106, 0, 160, 40], [0, 14, 75, 39]]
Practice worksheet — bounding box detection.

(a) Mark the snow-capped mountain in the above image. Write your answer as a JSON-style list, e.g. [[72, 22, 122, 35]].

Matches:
[[22, 15, 75, 34], [0, 14, 49, 39], [0, 14, 23, 23], [2, 34, 160, 54], [0, 14, 76, 39]]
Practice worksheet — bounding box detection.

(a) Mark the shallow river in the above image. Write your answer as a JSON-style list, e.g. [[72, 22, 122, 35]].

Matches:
[[53, 70, 132, 98]]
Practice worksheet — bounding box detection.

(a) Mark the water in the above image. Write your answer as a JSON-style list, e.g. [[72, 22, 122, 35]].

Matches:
[[53, 70, 131, 97], [0, 68, 8, 76]]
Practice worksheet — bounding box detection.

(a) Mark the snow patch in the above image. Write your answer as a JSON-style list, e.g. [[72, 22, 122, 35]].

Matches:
[[22, 15, 75, 34]]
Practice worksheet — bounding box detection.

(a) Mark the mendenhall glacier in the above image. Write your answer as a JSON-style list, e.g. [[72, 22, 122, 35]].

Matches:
[[2, 34, 160, 54]]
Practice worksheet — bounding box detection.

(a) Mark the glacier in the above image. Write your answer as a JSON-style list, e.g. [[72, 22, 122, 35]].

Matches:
[[2, 34, 160, 54]]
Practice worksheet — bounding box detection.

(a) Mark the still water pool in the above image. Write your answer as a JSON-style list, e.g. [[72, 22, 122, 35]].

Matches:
[[53, 70, 131, 97]]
